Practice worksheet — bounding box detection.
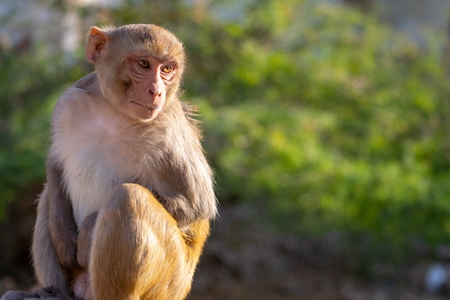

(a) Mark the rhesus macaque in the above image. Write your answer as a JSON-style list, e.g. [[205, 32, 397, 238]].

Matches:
[[1, 24, 216, 300]]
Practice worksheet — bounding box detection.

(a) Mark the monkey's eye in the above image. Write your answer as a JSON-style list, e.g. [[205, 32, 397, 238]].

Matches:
[[161, 65, 173, 74], [137, 60, 150, 69]]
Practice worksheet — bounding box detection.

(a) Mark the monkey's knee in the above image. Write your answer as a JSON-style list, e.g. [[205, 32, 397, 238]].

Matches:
[[97, 183, 169, 251], [94, 184, 153, 247], [111, 183, 152, 208], [107, 183, 169, 221], [90, 184, 161, 299]]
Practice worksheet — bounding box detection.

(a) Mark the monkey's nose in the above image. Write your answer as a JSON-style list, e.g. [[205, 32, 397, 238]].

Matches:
[[149, 83, 163, 97]]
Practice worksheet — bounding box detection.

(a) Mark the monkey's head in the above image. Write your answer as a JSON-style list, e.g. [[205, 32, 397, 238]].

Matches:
[[85, 24, 186, 122]]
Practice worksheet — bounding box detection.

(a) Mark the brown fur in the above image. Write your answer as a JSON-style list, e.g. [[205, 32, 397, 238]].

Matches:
[[1, 24, 216, 300], [90, 184, 209, 300]]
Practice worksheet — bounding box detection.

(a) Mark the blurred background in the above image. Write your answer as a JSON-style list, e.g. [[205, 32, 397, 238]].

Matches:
[[2, 0, 450, 299]]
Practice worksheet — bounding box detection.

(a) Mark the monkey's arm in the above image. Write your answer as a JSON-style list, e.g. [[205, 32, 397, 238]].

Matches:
[[155, 144, 216, 228], [47, 158, 79, 270]]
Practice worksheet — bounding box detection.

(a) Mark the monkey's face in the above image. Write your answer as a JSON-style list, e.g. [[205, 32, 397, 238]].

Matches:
[[119, 53, 179, 121], [86, 24, 185, 122]]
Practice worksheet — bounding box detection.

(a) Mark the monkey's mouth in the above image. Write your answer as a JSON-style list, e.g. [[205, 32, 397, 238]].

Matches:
[[130, 101, 159, 110]]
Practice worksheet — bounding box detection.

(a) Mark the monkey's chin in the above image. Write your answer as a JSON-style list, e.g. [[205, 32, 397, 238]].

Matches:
[[129, 101, 161, 121]]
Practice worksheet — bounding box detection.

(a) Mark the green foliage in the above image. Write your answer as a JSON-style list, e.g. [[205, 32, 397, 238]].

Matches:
[[0, 46, 87, 217], [180, 1, 450, 262], [2, 0, 450, 266]]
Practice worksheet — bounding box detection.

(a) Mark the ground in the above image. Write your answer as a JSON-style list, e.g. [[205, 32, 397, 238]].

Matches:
[[0, 195, 448, 300]]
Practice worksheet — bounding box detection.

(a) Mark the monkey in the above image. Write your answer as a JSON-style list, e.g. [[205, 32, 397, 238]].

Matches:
[[1, 24, 216, 300]]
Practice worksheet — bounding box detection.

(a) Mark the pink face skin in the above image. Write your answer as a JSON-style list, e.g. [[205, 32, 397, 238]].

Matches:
[[85, 27, 182, 122], [125, 53, 178, 121]]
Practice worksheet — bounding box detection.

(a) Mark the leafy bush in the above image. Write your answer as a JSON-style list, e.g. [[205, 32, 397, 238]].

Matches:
[[0, 47, 87, 217], [2, 0, 450, 266], [181, 1, 450, 262]]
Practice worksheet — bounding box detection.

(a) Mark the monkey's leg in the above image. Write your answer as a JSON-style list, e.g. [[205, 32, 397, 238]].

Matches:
[[90, 183, 204, 300], [32, 187, 70, 295]]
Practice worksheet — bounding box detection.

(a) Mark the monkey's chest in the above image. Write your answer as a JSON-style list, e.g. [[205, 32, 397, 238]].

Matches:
[[57, 115, 155, 226]]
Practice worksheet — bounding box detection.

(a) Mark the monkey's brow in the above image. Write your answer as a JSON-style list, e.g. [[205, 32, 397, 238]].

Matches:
[[152, 45, 184, 63], [153, 51, 181, 64], [131, 48, 180, 64]]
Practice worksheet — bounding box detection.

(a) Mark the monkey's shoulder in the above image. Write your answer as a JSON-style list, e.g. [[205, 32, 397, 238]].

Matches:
[[52, 76, 109, 127], [73, 72, 100, 95], [56, 73, 100, 107]]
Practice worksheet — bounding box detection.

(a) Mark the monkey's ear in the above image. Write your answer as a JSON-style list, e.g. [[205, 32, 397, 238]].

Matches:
[[86, 26, 107, 65]]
